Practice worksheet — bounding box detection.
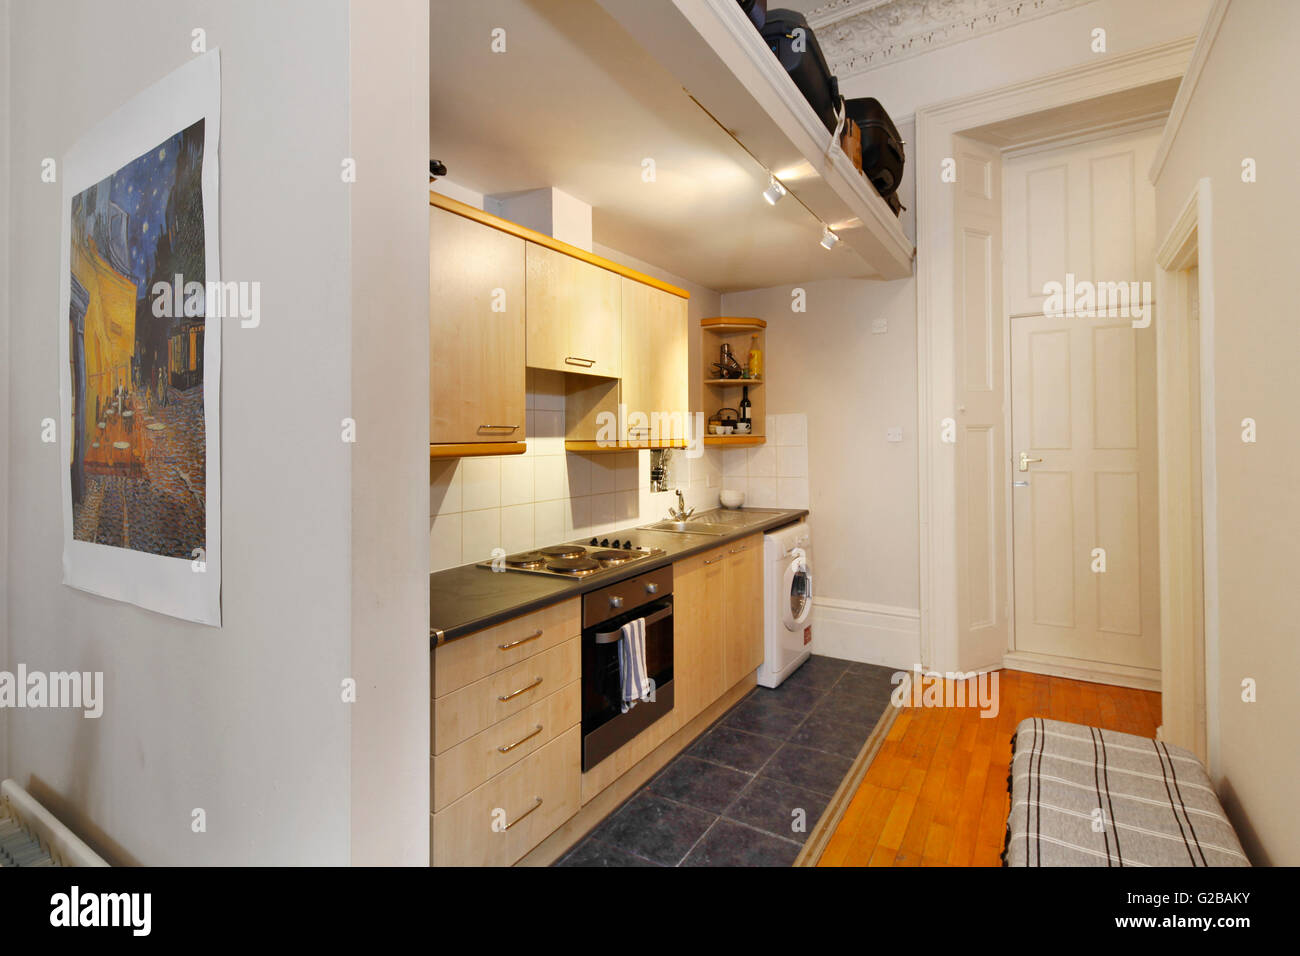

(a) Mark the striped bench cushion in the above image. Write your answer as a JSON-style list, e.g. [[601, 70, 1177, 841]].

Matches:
[[1005, 717, 1248, 867]]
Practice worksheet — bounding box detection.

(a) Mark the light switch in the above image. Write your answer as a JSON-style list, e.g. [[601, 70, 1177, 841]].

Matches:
[[871, 318, 888, 334], [886, 427, 903, 443]]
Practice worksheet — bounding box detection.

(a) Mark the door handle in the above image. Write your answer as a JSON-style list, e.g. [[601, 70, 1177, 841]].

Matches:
[[1018, 452, 1043, 472], [565, 356, 596, 368]]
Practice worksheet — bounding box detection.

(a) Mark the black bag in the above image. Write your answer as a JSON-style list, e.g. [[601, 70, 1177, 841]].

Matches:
[[844, 97, 905, 198], [763, 9, 840, 134], [736, 0, 766, 29]]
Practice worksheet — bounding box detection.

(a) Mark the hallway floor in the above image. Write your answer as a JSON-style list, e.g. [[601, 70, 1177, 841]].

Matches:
[[817, 669, 1162, 866]]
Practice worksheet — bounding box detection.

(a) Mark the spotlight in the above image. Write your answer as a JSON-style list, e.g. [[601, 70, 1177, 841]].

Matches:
[[762, 175, 788, 205], [819, 226, 840, 250]]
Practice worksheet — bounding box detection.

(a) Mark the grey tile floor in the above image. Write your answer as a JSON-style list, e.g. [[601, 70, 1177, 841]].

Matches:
[[556, 654, 897, 867]]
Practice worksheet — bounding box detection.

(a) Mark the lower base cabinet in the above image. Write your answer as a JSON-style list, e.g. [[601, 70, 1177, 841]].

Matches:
[[432, 725, 581, 867], [430, 532, 768, 864]]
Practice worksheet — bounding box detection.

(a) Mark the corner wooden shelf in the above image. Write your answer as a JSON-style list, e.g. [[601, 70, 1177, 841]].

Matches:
[[703, 435, 765, 446], [429, 442, 527, 459], [702, 317, 766, 442]]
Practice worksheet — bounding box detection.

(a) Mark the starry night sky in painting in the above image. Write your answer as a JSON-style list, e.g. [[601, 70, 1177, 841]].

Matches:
[[106, 131, 182, 296]]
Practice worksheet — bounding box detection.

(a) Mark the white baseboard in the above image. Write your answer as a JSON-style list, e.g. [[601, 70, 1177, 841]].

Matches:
[[1002, 650, 1161, 691], [810, 598, 920, 671]]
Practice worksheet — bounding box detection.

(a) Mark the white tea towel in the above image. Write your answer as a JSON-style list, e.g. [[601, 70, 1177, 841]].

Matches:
[[617, 617, 653, 713]]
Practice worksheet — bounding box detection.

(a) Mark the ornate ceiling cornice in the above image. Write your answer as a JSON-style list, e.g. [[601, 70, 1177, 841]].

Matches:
[[803, 0, 1098, 79]]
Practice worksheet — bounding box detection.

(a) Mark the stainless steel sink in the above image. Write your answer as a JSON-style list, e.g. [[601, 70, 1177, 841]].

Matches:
[[638, 519, 732, 535]]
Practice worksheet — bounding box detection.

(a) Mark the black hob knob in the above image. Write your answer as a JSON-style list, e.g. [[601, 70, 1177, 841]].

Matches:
[[600, 538, 610, 548], [589, 537, 598, 546], [611, 539, 621, 549]]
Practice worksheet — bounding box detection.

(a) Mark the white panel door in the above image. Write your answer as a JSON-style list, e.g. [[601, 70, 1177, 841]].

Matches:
[[953, 135, 1008, 672], [1005, 127, 1161, 671]]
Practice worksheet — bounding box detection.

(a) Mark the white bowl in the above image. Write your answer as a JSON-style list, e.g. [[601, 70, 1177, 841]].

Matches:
[[719, 489, 745, 509]]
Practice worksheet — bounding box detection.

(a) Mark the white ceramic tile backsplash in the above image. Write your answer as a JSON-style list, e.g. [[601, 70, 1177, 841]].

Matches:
[[716, 412, 810, 511], [428, 368, 733, 571]]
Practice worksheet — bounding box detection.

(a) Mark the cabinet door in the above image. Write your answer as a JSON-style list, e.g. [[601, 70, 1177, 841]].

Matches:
[[673, 547, 727, 726], [429, 207, 525, 443], [620, 278, 689, 444], [526, 243, 621, 378], [723, 535, 765, 688]]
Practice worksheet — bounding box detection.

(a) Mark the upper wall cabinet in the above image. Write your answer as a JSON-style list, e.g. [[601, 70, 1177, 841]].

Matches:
[[429, 206, 526, 446], [525, 244, 622, 379], [619, 277, 688, 445]]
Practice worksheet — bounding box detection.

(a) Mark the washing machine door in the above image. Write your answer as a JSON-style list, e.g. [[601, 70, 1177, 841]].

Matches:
[[781, 550, 813, 632]]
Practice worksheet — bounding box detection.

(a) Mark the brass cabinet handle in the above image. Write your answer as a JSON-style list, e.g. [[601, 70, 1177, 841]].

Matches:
[[498, 724, 543, 754], [503, 797, 543, 830], [498, 628, 542, 651], [498, 676, 543, 702], [564, 356, 596, 367], [478, 424, 519, 432]]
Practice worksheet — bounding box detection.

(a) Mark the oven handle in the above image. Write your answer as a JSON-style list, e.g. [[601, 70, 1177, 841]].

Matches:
[[592, 602, 673, 644]]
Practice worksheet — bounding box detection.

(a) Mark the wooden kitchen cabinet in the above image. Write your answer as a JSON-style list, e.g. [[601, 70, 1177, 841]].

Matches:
[[526, 243, 621, 378], [672, 545, 728, 727], [619, 277, 689, 445], [723, 534, 765, 688], [429, 206, 526, 445], [672, 533, 763, 729]]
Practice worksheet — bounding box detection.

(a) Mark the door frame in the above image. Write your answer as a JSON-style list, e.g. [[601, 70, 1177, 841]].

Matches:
[[1154, 178, 1219, 773], [914, 38, 1196, 675]]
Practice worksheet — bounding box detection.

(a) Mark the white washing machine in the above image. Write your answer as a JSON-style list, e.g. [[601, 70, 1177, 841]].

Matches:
[[757, 520, 813, 688]]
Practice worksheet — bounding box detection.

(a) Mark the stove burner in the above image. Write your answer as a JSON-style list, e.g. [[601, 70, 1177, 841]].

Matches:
[[504, 551, 547, 568], [540, 545, 586, 559], [545, 556, 600, 575], [591, 550, 634, 565]]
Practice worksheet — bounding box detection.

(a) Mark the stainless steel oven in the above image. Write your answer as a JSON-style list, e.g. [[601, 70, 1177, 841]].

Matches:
[[581, 565, 674, 771]]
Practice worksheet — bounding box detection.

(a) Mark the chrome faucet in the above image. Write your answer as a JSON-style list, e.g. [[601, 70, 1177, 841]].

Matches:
[[668, 489, 694, 522]]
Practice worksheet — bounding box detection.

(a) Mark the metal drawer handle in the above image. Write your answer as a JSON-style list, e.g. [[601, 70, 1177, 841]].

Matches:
[[504, 797, 543, 830], [703, 556, 723, 565], [498, 628, 543, 651], [564, 356, 596, 367], [729, 545, 747, 554], [498, 724, 544, 753], [498, 676, 543, 702], [478, 424, 519, 432]]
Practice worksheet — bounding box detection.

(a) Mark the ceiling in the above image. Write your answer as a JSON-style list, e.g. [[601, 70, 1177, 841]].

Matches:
[[776, 0, 1097, 79], [429, 0, 878, 293]]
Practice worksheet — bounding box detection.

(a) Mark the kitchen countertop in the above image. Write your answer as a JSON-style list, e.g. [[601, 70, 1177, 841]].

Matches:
[[430, 507, 808, 646]]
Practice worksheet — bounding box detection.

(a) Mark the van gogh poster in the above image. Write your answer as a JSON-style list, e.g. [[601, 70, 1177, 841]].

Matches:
[[59, 52, 222, 625]]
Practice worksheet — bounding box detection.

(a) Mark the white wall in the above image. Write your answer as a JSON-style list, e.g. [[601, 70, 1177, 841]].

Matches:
[[347, 0, 430, 866], [0, 0, 11, 782], [5, 0, 355, 864], [1153, 0, 1300, 866]]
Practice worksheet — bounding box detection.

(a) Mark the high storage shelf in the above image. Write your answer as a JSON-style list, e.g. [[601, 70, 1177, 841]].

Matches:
[[701, 317, 765, 447], [596, 0, 914, 281]]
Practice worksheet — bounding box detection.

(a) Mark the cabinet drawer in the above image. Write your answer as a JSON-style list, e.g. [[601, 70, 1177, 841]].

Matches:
[[433, 638, 579, 754], [433, 599, 579, 698], [432, 725, 581, 867], [432, 680, 580, 812]]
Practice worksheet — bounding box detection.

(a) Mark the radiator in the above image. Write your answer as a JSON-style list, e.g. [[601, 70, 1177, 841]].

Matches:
[[0, 779, 109, 867]]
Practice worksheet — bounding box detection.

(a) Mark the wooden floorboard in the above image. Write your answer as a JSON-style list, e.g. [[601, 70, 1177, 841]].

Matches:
[[816, 669, 1161, 867]]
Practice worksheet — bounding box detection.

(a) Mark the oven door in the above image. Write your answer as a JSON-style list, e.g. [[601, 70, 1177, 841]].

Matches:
[[581, 597, 674, 771]]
